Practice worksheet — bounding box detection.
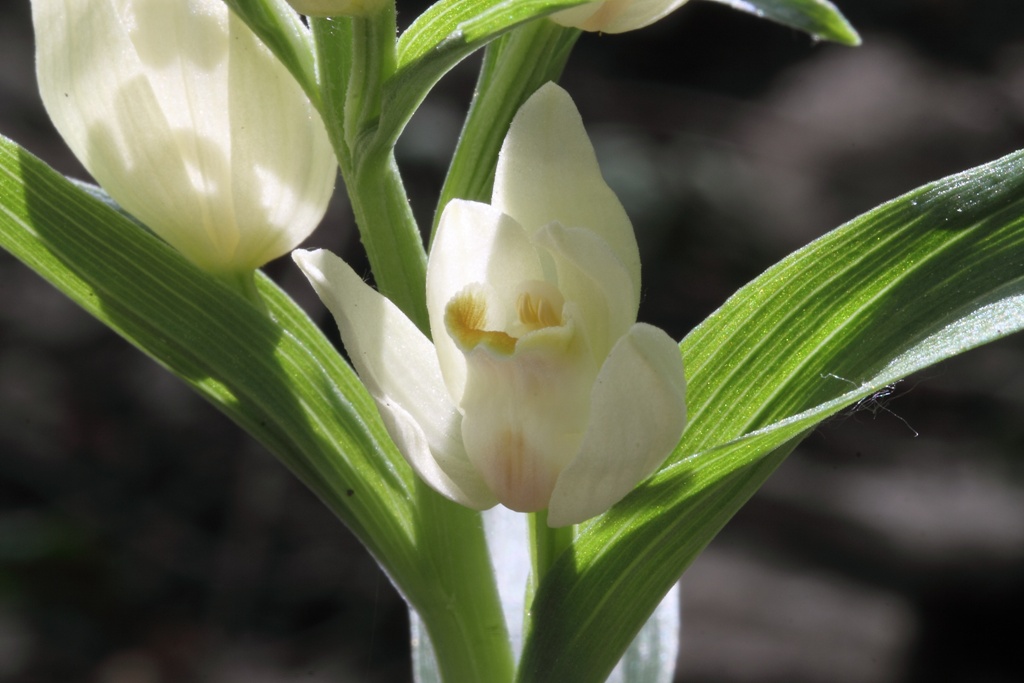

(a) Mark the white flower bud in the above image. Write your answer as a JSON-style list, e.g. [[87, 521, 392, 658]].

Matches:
[[551, 0, 691, 34], [32, 0, 337, 274]]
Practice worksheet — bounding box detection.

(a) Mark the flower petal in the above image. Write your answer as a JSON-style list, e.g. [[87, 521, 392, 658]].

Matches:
[[547, 323, 686, 527], [534, 223, 638, 362], [548, 1, 604, 30], [33, 0, 335, 273], [459, 319, 597, 513], [551, 0, 691, 33], [492, 83, 640, 296], [223, 11, 336, 271], [598, 0, 691, 33], [293, 249, 496, 509], [427, 200, 544, 404]]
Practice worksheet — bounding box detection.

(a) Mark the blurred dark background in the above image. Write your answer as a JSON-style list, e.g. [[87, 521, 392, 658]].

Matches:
[[3, 1, 1024, 681]]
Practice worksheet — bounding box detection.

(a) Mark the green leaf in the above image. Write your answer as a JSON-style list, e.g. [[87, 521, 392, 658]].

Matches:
[[0, 135, 514, 682], [398, 0, 585, 69], [519, 148, 1024, 682], [224, 0, 322, 109], [704, 0, 861, 45], [380, 0, 590, 151], [0, 133, 415, 565]]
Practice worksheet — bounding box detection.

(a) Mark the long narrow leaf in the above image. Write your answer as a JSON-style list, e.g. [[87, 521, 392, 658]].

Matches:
[[520, 149, 1024, 682], [704, 0, 860, 45], [397, 0, 585, 70], [0, 135, 415, 560], [0, 135, 515, 681], [380, 0, 589, 152]]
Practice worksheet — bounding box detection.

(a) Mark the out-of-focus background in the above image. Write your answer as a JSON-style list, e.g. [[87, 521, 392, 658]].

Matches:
[[3, 1, 1024, 681]]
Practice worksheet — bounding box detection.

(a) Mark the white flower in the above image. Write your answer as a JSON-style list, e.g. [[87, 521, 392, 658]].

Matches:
[[551, 0, 690, 33], [294, 84, 686, 526], [32, 0, 336, 274]]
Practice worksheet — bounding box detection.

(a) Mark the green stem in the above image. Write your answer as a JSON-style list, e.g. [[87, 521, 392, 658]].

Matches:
[[310, 18, 353, 167], [529, 510, 574, 585], [310, 13, 585, 682], [312, 15, 508, 683], [431, 21, 580, 242], [218, 269, 267, 314], [342, 13, 394, 156], [413, 484, 515, 683], [312, 12, 430, 331], [524, 510, 574, 658], [348, 152, 430, 330]]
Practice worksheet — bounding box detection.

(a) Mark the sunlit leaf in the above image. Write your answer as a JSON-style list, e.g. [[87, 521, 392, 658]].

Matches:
[[380, 0, 590, 150], [520, 148, 1024, 682], [0, 135, 513, 682]]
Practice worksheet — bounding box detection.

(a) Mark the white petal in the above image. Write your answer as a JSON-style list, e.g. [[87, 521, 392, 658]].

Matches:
[[293, 249, 496, 509], [460, 320, 597, 513], [548, 1, 604, 30], [373, 395, 495, 510], [427, 200, 544, 404], [222, 10, 336, 271], [552, 0, 691, 33], [33, 0, 335, 273], [534, 223, 638, 362], [599, 0, 691, 33], [547, 324, 686, 527], [492, 83, 640, 296]]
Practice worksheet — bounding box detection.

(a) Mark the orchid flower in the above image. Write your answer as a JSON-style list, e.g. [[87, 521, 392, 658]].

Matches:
[[551, 0, 691, 34], [295, 83, 686, 527], [32, 0, 336, 275]]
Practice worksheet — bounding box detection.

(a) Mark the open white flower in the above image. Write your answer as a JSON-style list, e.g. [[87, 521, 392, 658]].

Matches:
[[295, 83, 686, 526], [32, 0, 336, 274], [550, 0, 691, 33]]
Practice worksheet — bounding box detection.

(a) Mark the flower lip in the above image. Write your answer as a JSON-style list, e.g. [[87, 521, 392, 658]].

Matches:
[[445, 279, 567, 357], [445, 286, 518, 355]]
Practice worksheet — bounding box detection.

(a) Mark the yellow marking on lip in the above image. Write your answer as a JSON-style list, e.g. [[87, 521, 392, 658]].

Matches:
[[445, 289, 517, 354], [517, 291, 562, 331]]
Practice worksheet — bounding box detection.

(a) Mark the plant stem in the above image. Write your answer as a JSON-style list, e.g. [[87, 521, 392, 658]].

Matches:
[[218, 269, 267, 314], [413, 483, 516, 683], [313, 17, 509, 683], [348, 151, 430, 330], [312, 13, 430, 332], [529, 510, 574, 584]]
